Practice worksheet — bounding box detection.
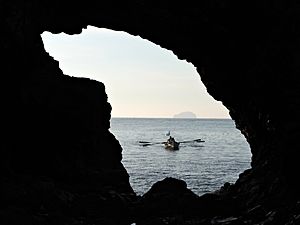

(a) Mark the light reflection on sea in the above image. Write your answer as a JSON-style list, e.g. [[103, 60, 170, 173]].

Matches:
[[110, 118, 251, 196]]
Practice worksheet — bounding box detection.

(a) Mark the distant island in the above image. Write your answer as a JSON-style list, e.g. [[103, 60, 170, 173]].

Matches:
[[173, 111, 197, 118]]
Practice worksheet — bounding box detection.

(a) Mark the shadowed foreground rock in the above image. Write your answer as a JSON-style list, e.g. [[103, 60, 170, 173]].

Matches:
[[0, 75, 137, 225], [135, 178, 238, 224], [1, 0, 300, 224], [136, 178, 300, 225]]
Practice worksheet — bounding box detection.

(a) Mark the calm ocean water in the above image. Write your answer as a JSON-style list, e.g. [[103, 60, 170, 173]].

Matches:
[[110, 118, 251, 196]]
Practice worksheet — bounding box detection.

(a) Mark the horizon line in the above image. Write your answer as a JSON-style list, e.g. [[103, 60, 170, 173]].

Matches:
[[111, 116, 232, 120]]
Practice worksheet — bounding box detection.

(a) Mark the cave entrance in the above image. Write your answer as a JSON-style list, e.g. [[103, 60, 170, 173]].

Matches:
[[41, 26, 251, 196]]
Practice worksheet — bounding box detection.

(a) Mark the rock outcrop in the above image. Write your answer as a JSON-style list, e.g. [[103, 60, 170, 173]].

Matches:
[[1, 0, 300, 224]]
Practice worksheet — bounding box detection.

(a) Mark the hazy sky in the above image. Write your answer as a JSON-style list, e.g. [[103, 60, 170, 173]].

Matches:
[[41, 26, 229, 118]]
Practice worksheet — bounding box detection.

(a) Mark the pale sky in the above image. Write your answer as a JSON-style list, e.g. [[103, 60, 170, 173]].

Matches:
[[41, 26, 230, 118]]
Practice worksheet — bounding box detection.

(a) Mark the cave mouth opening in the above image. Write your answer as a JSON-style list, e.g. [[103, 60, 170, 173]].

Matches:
[[41, 26, 251, 196]]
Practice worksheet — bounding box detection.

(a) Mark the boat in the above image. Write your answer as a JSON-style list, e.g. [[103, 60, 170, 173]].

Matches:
[[139, 136, 204, 150], [164, 136, 180, 150]]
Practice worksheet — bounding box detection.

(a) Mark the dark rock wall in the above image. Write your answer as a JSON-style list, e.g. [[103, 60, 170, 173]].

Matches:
[[1, 1, 135, 224], [1, 0, 300, 224], [1, 0, 133, 189]]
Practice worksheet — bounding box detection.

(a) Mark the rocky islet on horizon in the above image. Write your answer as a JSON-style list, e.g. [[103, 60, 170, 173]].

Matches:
[[173, 111, 197, 118]]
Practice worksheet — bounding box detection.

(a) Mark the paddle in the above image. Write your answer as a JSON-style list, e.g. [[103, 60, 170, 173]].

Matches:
[[179, 138, 205, 143], [138, 141, 165, 147], [139, 138, 204, 147]]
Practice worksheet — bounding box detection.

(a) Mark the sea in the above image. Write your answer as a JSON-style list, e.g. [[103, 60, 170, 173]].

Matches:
[[110, 118, 251, 196]]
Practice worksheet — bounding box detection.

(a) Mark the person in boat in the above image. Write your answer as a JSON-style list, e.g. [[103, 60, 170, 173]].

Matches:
[[167, 136, 176, 146], [166, 136, 179, 150], [167, 136, 176, 145]]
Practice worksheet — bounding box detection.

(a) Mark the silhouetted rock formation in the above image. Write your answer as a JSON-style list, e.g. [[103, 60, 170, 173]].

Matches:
[[1, 0, 300, 224]]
